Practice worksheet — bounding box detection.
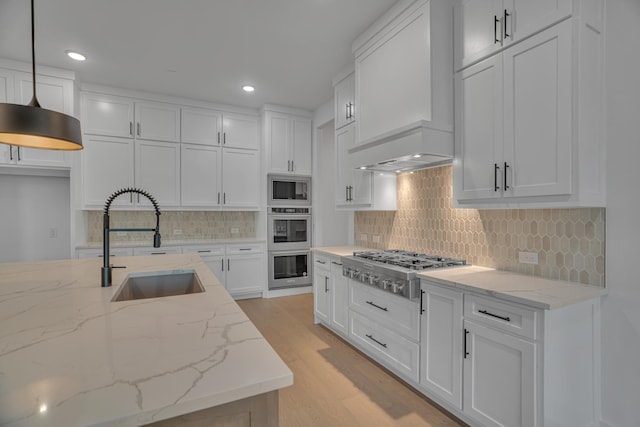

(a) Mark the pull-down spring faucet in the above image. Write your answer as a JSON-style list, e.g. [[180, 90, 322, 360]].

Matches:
[[102, 188, 161, 287]]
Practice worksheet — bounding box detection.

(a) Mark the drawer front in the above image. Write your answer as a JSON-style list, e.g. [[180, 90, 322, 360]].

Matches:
[[313, 253, 331, 272], [132, 246, 183, 256], [350, 311, 420, 383], [349, 281, 420, 341], [226, 243, 263, 255], [182, 245, 225, 257], [464, 294, 537, 340]]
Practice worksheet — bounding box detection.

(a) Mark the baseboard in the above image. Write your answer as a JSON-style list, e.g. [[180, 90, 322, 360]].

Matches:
[[264, 286, 312, 299]]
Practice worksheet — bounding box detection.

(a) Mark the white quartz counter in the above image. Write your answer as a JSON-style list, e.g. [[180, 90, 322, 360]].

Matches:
[[418, 265, 607, 310], [311, 246, 372, 257], [0, 254, 292, 426]]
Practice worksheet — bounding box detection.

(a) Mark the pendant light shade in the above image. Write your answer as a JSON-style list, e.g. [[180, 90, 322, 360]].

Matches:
[[0, 0, 83, 151]]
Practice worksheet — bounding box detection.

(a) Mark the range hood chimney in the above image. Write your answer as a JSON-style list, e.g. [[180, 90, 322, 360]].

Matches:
[[348, 120, 453, 173]]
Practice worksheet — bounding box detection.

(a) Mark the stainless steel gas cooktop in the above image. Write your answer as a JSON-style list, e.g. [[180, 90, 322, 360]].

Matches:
[[341, 250, 466, 301]]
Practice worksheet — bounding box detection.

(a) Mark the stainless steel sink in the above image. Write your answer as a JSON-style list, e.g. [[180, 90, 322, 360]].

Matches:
[[112, 269, 205, 302]]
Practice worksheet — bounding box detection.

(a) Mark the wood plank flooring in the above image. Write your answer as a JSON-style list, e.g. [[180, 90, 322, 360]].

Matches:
[[237, 294, 465, 427]]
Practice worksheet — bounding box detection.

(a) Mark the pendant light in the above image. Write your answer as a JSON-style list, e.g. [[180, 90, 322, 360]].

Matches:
[[0, 0, 83, 151]]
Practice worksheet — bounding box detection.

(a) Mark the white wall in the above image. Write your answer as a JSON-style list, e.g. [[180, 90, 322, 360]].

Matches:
[[602, 1, 640, 426], [0, 174, 71, 262]]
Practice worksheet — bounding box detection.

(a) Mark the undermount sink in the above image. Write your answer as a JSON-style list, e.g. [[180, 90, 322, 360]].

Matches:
[[112, 269, 205, 302]]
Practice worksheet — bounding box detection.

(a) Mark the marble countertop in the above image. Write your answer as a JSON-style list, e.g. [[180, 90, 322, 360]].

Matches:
[[0, 254, 292, 426], [418, 265, 607, 310], [311, 246, 372, 257], [77, 238, 266, 249]]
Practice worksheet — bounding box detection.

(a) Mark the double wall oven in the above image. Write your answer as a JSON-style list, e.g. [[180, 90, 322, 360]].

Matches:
[[267, 175, 312, 290]]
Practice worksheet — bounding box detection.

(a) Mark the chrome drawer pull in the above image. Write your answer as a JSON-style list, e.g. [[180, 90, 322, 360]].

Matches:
[[479, 309, 511, 322], [366, 301, 388, 312], [366, 334, 387, 348]]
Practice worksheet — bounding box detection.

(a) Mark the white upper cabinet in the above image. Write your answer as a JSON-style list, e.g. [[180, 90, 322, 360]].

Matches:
[[181, 108, 259, 150], [222, 113, 259, 150], [134, 140, 181, 207], [221, 148, 260, 210], [264, 108, 312, 175], [82, 93, 135, 138], [454, 0, 572, 71], [353, 0, 454, 145], [181, 143, 221, 207], [181, 107, 222, 146], [454, 6, 605, 208], [334, 71, 355, 130], [134, 101, 180, 142]]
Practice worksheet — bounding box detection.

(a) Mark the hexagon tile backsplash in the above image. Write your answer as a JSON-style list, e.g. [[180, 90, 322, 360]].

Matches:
[[355, 165, 605, 286]]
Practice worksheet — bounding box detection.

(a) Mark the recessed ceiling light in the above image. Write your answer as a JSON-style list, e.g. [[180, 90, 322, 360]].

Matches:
[[242, 85, 255, 93], [359, 166, 367, 170], [66, 50, 86, 61], [412, 154, 422, 158]]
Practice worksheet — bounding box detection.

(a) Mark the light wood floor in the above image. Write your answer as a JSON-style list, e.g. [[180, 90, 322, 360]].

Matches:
[[237, 294, 465, 427]]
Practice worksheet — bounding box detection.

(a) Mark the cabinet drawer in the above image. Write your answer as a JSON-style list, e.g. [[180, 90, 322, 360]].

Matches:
[[132, 247, 183, 256], [350, 310, 420, 383], [226, 243, 263, 255], [464, 294, 537, 340], [182, 245, 225, 256], [349, 281, 420, 341], [313, 254, 331, 272]]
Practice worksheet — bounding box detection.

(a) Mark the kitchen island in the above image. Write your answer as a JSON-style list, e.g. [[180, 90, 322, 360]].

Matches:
[[0, 254, 292, 426]]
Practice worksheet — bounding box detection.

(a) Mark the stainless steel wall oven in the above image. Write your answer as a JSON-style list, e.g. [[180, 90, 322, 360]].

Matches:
[[268, 250, 311, 290], [267, 207, 311, 251]]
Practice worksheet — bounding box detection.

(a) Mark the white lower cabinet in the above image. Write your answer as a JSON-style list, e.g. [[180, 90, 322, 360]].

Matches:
[[313, 253, 349, 337], [133, 246, 183, 256], [76, 247, 134, 258], [463, 319, 536, 427], [225, 244, 265, 296], [330, 259, 348, 336], [313, 255, 332, 325], [419, 283, 463, 410]]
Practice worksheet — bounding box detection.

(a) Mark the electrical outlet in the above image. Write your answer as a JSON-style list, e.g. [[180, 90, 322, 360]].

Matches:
[[372, 235, 380, 243], [173, 229, 182, 235], [231, 228, 239, 234], [519, 251, 539, 265]]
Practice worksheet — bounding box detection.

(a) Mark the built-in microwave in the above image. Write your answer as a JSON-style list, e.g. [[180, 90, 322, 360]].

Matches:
[[268, 250, 311, 290], [268, 175, 311, 206]]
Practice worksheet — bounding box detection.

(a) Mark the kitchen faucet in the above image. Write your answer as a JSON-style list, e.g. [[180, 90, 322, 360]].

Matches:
[[102, 188, 161, 287]]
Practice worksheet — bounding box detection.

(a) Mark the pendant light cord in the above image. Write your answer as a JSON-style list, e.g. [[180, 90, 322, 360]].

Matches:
[[29, 0, 40, 108]]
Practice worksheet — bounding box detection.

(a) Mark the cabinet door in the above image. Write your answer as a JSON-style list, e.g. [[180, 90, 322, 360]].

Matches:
[[266, 113, 290, 173], [313, 268, 331, 324], [221, 148, 259, 209], [350, 170, 372, 206], [226, 253, 265, 295], [82, 135, 135, 208], [14, 72, 73, 167], [420, 283, 463, 409], [330, 259, 348, 335], [81, 92, 135, 138], [181, 107, 222, 146], [135, 140, 181, 207], [181, 144, 221, 207], [454, 0, 503, 70], [335, 125, 353, 206], [135, 101, 180, 142], [506, 0, 572, 46], [454, 55, 503, 201], [502, 21, 572, 198], [201, 256, 226, 286], [291, 117, 311, 175], [222, 113, 259, 150], [334, 73, 355, 130], [463, 320, 536, 427]]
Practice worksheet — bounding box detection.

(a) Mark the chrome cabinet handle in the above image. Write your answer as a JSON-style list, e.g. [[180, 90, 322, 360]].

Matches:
[[218, 192, 220, 204], [366, 301, 388, 312], [217, 132, 220, 144], [227, 259, 230, 270], [494, 15, 501, 44], [223, 132, 226, 145], [221, 258, 224, 271], [464, 329, 470, 358], [9, 145, 13, 161], [420, 289, 426, 314], [494, 163, 500, 191], [130, 121, 133, 136], [223, 193, 226, 204], [345, 186, 349, 202], [17, 147, 21, 161], [479, 309, 511, 322], [136, 122, 141, 136], [316, 260, 326, 265], [291, 160, 294, 172], [197, 250, 211, 253], [324, 276, 329, 292], [331, 261, 342, 266]]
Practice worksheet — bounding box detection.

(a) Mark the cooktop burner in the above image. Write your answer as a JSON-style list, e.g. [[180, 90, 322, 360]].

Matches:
[[340, 250, 467, 300]]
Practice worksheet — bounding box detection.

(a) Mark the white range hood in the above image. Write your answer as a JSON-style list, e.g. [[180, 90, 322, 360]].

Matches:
[[348, 120, 453, 173]]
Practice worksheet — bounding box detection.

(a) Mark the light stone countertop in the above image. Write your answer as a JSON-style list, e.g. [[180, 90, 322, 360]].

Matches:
[[77, 238, 266, 249], [311, 246, 372, 257], [418, 265, 607, 310], [0, 254, 292, 426]]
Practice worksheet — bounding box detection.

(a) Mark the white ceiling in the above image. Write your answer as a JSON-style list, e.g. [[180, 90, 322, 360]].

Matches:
[[0, 0, 397, 111]]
